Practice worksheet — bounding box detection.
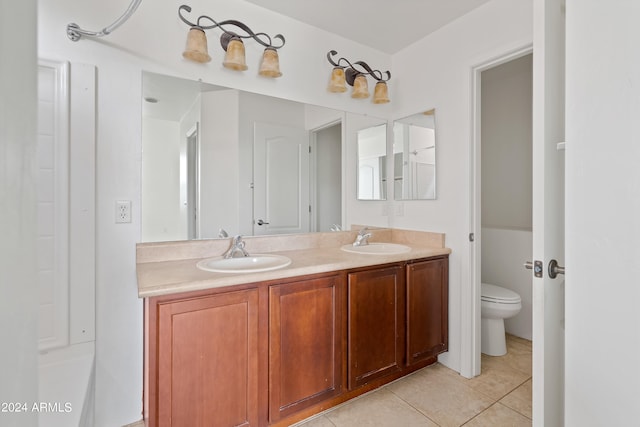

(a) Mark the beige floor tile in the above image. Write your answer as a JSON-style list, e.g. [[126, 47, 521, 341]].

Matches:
[[482, 348, 532, 379], [387, 366, 494, 427], [325, 388, 438, 427], [500, 379, 532, 419], [468, 356, 530, 400], [501, 335, 533, 376], [463, 402, 532, 427], [294, 414, 337, 427], [506, 334, 532, 350]]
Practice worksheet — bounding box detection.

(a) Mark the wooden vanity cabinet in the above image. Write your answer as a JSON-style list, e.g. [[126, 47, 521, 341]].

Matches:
[[406, 257, 449, 366], [347, 265, 405, 389], [268, 274, 344, 422], [145, 287, 260, 427], [144, 255, 449, 426]]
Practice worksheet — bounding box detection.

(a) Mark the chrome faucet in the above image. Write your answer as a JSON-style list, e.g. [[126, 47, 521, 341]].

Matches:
[[352, 227, 372, 247], [217, 228, 229, 238], [223, 235, 250, 258]]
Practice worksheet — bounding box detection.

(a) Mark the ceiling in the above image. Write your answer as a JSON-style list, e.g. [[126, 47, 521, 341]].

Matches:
[[243, 0, 492, 54], [142, 72, 226, 121]]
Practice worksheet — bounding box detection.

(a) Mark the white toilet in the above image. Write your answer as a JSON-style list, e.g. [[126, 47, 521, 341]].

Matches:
[[481, 283, 522, 356]]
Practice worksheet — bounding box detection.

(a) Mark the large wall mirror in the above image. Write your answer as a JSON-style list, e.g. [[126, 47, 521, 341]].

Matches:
[[393, 109, 437, 200], [357, 123, 387, 200], [142, 71, 385, 243]]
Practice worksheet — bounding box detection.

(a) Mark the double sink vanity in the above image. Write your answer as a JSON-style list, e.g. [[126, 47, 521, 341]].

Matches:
[[137, 227, 451, 426]]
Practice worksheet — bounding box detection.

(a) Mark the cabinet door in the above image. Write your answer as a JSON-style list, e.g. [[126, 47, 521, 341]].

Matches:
[[155, 289, 259, 427], [269, 275, 343, 421], [348, 265, 404, 389], [406, 257, 448, 366]]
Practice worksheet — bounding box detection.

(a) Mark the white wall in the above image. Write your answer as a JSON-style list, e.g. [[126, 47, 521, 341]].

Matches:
[[1, 0, 39, 426], [141, 118, 182, 241], [391, 0, 533, 375], [481, 54, 533, 230], [565, 0, 640, 424], [37, 0, 391, 424], [200, 90, 240, 238]]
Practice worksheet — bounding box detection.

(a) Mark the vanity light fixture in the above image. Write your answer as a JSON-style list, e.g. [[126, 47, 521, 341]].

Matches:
[[178, 5, 285, 77], [326, 50, 391, 104]]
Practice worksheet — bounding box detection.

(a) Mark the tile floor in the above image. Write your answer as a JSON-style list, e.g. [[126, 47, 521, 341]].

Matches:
[[294, 334, 532, 427]]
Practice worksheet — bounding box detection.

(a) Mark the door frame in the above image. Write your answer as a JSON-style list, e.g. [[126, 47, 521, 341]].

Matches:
[[466, 44, 533, 378]]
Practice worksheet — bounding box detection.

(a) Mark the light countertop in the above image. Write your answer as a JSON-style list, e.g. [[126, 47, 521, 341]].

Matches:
[[136, 228, 451, 298]]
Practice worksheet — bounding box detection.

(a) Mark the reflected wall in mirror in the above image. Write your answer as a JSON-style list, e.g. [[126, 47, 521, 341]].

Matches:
[[393, 109, 436, 200], [141, 71, 345, 242], [357, 123, 387, 200]]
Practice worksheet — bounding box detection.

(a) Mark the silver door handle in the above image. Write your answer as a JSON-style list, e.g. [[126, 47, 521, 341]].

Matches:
[[256, 219, 270, 226], [548, 259, 565, 278]]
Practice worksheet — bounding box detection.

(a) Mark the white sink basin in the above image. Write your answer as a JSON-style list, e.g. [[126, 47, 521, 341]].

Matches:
[[196, 254, 292, 273], [340, 243, 411, 255]]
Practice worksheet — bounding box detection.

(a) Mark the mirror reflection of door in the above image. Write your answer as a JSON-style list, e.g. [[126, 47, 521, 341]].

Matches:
[[186, 124, 199, 239], [253, 123, 310, 235]]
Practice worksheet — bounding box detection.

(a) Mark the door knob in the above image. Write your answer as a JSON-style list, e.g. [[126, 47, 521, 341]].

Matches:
[[548, 259, 565, 279], [256, 219, 270, 226]]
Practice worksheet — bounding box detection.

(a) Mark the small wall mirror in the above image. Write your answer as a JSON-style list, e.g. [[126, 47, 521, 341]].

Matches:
[[357, 123, 387, 200], [393, 109, 436, 200]]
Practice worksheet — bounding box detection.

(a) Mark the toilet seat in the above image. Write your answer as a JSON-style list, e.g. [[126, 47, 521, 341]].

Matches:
[[481, 283, 521, 304]]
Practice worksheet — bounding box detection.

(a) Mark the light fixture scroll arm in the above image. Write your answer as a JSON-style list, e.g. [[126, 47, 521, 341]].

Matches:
[[177, 4, 199, 27], [353, 61, 391, 82], [178, 4, 285, 49], [327, 50, 354, 69]]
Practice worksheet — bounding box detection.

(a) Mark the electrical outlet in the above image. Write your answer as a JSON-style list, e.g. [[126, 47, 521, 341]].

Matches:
[[116, 200, 131, 223]]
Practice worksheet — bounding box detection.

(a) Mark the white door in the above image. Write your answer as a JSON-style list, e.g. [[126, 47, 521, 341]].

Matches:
[[532, 0, 565, 425], [253, 123, 310, 235]]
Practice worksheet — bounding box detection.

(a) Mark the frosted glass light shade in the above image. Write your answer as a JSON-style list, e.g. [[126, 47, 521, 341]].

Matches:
[[259, 47, 282, 77], [223, 38, 248, 71], [182, 27, 211, 63], [327, 67, 347, 93], [351, 74, 369, 99], [373, 81, 390, 104]]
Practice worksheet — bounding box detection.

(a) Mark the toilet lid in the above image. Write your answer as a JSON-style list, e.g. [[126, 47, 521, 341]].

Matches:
[[481, 283, 521, 303]]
